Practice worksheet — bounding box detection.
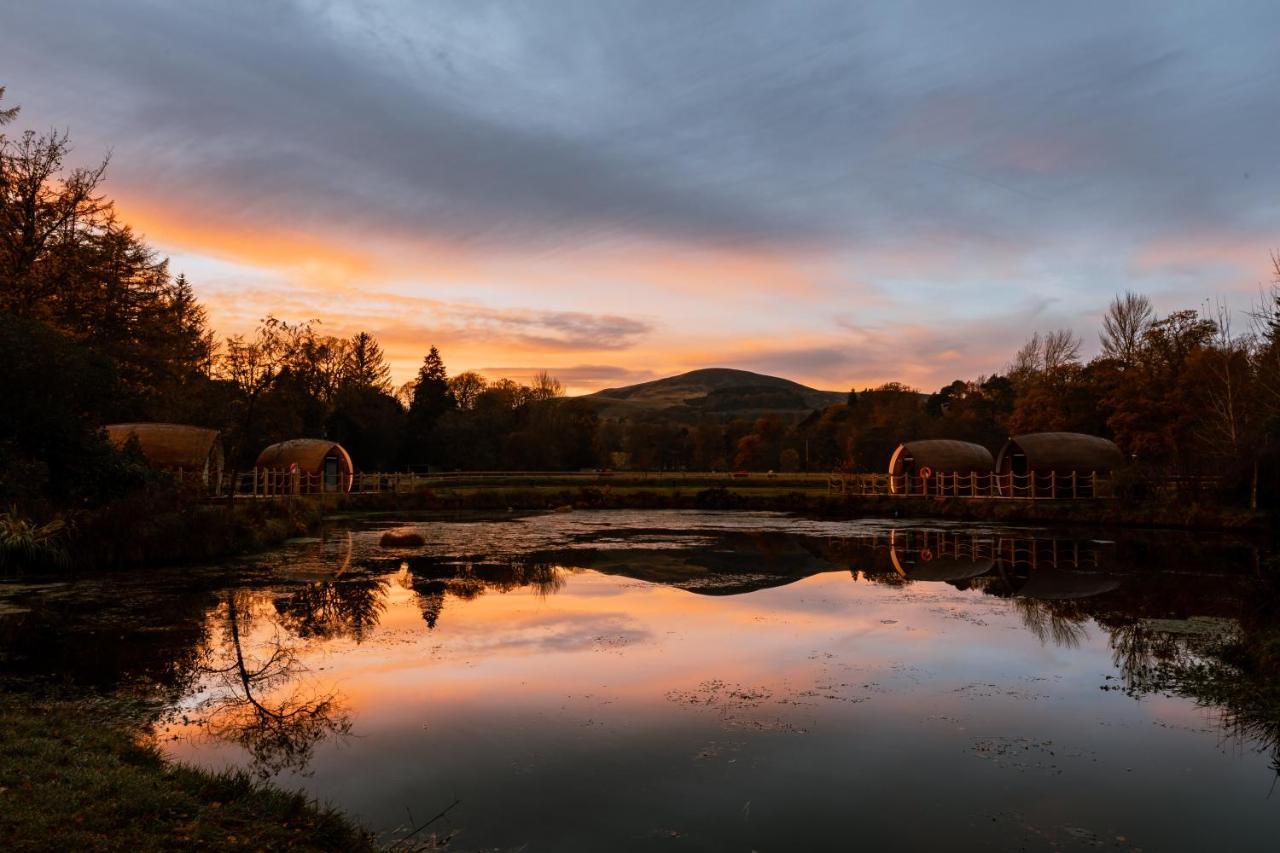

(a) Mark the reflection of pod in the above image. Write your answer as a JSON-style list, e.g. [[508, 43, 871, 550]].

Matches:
[[1014, 567, 1121, 600], [907, 556, 994, 582], [889, 531, 993, 582]]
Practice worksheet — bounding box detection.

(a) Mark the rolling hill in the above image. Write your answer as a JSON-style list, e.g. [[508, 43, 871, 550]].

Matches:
[[580, 368, 847, 421]]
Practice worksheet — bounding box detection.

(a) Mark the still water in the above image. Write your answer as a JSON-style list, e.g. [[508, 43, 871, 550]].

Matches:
[[3, 510, 1278, 850]]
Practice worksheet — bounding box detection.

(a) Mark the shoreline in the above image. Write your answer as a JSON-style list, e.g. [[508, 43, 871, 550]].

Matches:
[[0, 689, 374, 852], [54, 483, 1270, 573], [319, 485, 1271, 533]]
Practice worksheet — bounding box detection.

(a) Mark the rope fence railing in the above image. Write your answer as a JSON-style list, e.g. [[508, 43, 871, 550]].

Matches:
[[203, 467, 1164, 501], [213, 468, 839, 498], [826, 470, 1113, 500]]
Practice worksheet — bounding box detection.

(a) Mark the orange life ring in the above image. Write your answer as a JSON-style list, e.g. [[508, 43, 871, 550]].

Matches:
[[919, 466, 933, 479], [920, 548, 934, 562]]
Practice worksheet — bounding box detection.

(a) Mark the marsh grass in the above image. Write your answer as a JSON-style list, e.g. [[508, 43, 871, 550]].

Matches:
[[0, 507, 69, 572]]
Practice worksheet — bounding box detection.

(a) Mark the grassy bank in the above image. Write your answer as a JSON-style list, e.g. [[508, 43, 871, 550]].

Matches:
[[64, 496, 329, 570], [0, 691, 373, 852], [323, 484, 1270, 532], [18, 477, 1266, 573]]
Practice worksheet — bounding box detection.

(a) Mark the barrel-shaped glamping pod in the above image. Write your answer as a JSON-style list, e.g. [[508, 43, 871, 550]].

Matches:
[[105, 423, 224, 490], [995, 432, 1124, 497], [888, 440, 993, 495], [255, 439, 354, 494]]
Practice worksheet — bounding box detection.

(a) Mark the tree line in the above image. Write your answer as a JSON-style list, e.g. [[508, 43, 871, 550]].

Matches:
[[2, 86, 1278, 514]]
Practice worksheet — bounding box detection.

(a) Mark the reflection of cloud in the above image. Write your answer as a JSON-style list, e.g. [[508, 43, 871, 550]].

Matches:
[[441, 610, 651, 656]]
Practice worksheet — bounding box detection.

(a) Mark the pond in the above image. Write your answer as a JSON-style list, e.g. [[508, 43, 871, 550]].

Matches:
[[2, 510, 1278, 850]]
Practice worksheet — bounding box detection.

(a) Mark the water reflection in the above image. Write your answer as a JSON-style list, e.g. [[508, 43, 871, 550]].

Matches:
[[192, 592, 351, 777], [2, 511, 1278, 847], [274, 575, 388, 641]]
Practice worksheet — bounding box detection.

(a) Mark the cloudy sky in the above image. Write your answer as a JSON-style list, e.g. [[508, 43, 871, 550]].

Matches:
[[4, 1, 1278, 392]]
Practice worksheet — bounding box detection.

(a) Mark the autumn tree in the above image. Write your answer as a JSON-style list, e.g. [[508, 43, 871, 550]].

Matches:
[[1105, 309, 1216, 470], [447, 371, 488, 410], [0, 128, 109, 316], [1100, 292, 1154, 367], [1007, 329, 1085, 433]]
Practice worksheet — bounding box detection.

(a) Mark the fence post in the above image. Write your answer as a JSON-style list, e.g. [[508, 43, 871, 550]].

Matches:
[[1050, 470, 1057, 499], [1071, 471, 1078, 500]]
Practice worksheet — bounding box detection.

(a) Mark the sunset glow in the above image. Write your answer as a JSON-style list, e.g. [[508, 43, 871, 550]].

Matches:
[[4, 1, 1277, 393]]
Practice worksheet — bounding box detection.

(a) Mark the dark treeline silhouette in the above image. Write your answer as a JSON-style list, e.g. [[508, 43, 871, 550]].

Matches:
[[3, 86, 1280, 517]]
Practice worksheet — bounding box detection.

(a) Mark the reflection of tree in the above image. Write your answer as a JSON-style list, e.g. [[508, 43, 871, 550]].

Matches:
[[395, 556, 564, 629], [1012, 598, 1090, 648], [1097, 578, 1280, 780], [273, 575, 388, 642], [197, 592, 351, 778]]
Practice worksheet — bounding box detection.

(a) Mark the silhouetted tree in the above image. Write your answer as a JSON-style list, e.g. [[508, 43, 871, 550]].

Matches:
[[404, 346, 455, 468], [342, 331, 391, 393]]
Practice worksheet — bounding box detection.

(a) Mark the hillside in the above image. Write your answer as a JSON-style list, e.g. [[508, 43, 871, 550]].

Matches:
[[581, 368, 846, 421]]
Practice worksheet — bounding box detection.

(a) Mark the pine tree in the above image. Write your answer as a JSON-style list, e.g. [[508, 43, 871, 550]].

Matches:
[[343, 331, 392, 393], [404, 346, 456, 467]]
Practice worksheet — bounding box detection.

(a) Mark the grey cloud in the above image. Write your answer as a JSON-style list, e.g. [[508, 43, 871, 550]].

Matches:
[[478, 364, 658, 386], [508, 312, 652, 351], [3, 1, 1278, 254], [205, 281, 654, 351], [359, 303, 654, 351], [728, 298, 1092, 390]]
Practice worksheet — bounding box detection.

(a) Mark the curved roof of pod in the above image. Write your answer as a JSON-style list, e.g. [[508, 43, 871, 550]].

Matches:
[[255, 439, 353, 474], [996, 432, 1125, 473], [105, 423, 223, 472], [889, 439, 994, 475]]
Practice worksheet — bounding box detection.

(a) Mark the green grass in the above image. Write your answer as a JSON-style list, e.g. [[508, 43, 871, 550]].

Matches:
[[0, 693, 373, 852]]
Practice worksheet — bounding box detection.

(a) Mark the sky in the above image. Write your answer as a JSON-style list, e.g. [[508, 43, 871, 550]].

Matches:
[[3, 0, 1278, 393]]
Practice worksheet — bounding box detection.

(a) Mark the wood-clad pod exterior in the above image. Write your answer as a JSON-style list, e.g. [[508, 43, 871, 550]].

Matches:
[[887, 440, 993, 495], [995, 432, 1125, 498], [255, 439, 354, 493], [105, 423, 224, 489]]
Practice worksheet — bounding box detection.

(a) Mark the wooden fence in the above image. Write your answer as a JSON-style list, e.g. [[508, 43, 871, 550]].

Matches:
[[205, 467, 1127, 501], [214, 468, 836, 498], [827, 470, 1112, 500]]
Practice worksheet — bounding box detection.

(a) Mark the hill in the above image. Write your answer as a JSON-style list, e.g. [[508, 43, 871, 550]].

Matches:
[[581, 368, 847, 421]]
